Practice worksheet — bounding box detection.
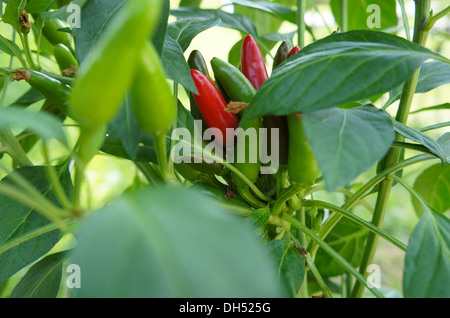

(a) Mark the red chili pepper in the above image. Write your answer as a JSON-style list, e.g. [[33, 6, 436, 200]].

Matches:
[[190, 69, 239, 147], [287, 45, 301, 58], [241, 34, 268, 90]]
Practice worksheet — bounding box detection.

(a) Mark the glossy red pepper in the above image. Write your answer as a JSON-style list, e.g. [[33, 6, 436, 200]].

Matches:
[[287, 45, 301, 58], [190, 69, 239, 147], [241, 34, 268, 90]]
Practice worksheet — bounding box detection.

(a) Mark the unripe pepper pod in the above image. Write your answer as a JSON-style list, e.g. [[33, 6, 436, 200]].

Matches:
[[272, 41, 290, 71], [190, 69, 239, 148], [70, 0, 162, 129], [241, 34, 268, 90], [53, 43, 78, 76], [131, 42, 176, 136]]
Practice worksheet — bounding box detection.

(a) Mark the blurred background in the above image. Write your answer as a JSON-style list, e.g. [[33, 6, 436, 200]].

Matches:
[[0, 0, 448, 297]]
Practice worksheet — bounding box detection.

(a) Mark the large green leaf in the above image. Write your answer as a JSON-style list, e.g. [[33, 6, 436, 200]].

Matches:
[[10, 251, 69, 298], [0, 107, 67, 145], [74, 0, 126, 62], [109, 94, 141, 160], [152, 0, 170, 56], [392, 120, 446, 164], [385, 61, 450, 107], [171, 7, 258, 38], [403, 210, 450, 298], [412, 164, 450, 217], [241, 30, 449, 124], [266, 240, 305, 298], [331, 0, 397, 31], [0, 166, 72, 282], [3, 0, 27, 31], [162, 34, 197, 93], [71, 186, 280, 297], [232, 0, 296, 24], [167, 16, 221, 52], [303, 105, 395, 191], [315, 218, 368, 277]]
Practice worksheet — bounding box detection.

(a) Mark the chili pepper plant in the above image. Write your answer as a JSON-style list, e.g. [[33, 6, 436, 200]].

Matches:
[[0, 0, 449, 299]]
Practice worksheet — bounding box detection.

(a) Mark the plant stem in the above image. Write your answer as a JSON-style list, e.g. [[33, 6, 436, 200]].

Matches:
[[303, 200, 407, 251], [272, 183, 305, 216], [304, 252, 333, 298], [0, 130, 33, 167], [154, 132, 174, 183], [0, 221, 73, 256], [398, 0, 412, 41], [307, 154, 434, 259], [20, 33, 37, 70], [350, 0, 432, 298], [339, 0, 348, 32], [283, 213, 384, 298], [296, 0, 306, 48], [135, 162, 162, 185], [42, 142, 72, 210]]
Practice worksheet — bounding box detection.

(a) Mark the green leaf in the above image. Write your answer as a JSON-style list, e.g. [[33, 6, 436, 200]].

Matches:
[[0, 34, 22, 57], [403, 210, 450, 298], [437, 133, 450, 164], [74, 0, 126, 63], [152, 0, 170, 56], [266, 240, 305, 298], [392, 120, 446, 164], [25, 0, 56, 14], [109, 94, 140, 160], [167, 16, 221, 52], [385, 61, 450, 107], [171, 7, 258, 38], [303, 105, 395, 191], [161, 34, 197, 93], [3, 0, 27, 31], [0, 107, 67, 145], [315, 218, 369, 277], [41, 0, 88, 21], [246, 206, 270, 230], [241, 30, 449, 124], [0, 166, 72, 282], [10, 251, 70, 298], [71, 186, 280, 297], [412, 164, 450, 217], [331, 0, 397, 30], [232, 0, 296, 24]]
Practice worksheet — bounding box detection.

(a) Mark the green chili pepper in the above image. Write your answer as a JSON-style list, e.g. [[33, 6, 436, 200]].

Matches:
[[70, 0, 162, 129], [53, 43, 78, 76], [11, 69, 71, 114], [41, 18, 73, 49], [272, 41, 290, 71], [130, 42, 176, 136], [287, 114, 320, 186]]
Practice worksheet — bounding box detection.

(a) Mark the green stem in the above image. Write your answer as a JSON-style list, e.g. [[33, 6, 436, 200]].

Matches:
[[296, 0, 306, 48], [398, 0, 412, 41], [351, 0, 432, 298], [424, 6, 450, 31], [0, 221, 72, 256], [272, 183, 305, 216], [308, 154, 434, 259], [0, 130, 33, 167], [339, 0, 348, 32], [19, 33, 37, 70], [238, 186, 267, 209], [303, 200, 407, 252], [135, 162, 162, 185], [283, 213, 384, 298], [169, 83, 179, 175], [42, 142, 72, 210], [304, 252, 333, 298], [0, 34, 27, 68], [155, 132, 174, 183]]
